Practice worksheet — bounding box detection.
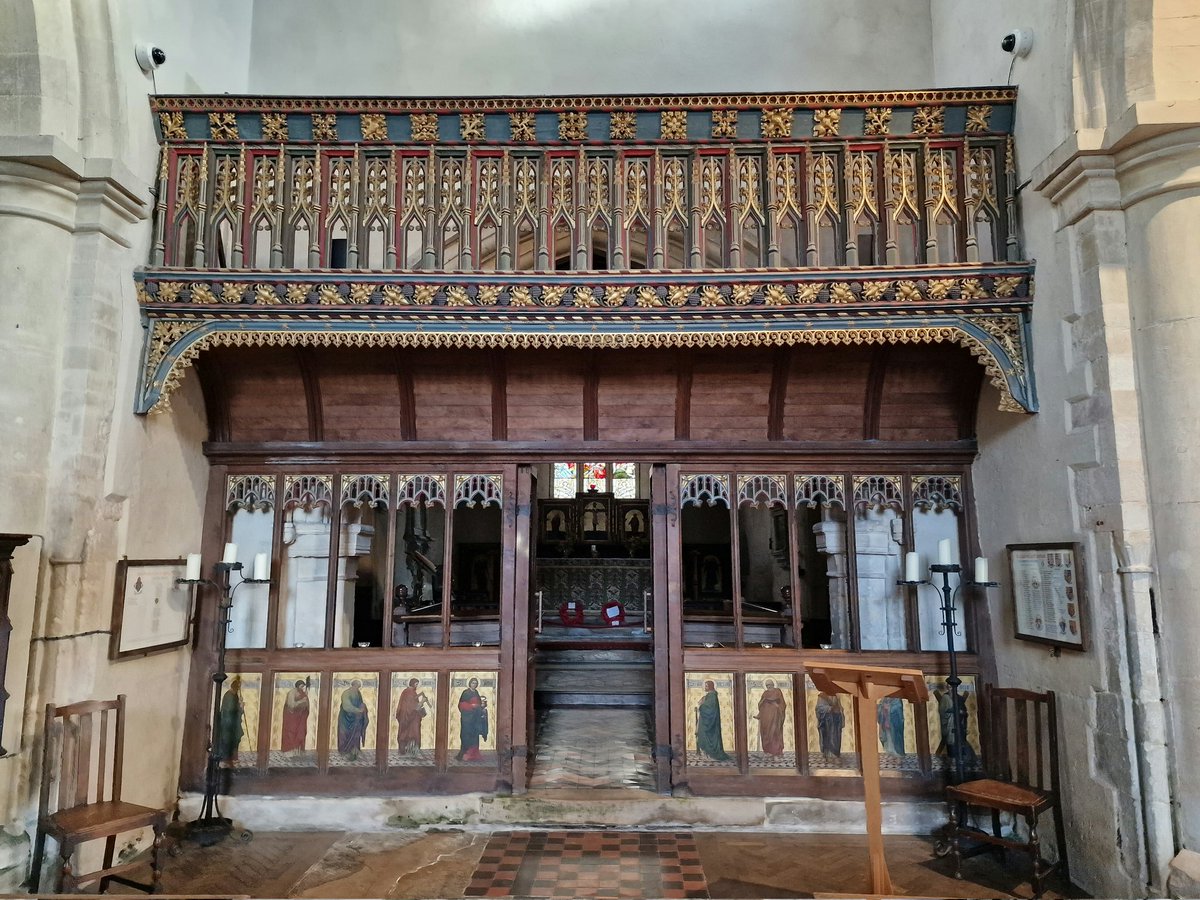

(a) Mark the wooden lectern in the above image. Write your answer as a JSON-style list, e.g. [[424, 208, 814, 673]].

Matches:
[[808, 663, 929, 897]]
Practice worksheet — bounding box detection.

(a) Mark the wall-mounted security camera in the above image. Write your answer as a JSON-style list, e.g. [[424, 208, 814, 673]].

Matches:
[[1001, 29, 1033, 58], [134, 43, 167, 73]]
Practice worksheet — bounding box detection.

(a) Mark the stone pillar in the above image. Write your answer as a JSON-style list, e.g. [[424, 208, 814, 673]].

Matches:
[[812, 517, 850, 648]]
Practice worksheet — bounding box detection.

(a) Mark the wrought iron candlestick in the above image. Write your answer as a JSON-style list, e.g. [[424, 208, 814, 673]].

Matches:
[[177, 560, 270, 847], [898, 563, 997, 785]]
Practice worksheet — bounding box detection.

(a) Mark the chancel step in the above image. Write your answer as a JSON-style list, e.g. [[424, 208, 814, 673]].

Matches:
[[535, 648, 654, 708]]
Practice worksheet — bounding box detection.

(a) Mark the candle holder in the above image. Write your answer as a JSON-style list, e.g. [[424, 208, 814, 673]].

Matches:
[[175, 560, 271, 848]]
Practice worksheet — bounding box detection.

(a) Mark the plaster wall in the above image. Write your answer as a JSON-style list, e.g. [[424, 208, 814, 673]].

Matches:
[[245, 0, 936, 95], [0, 0, 249, 887]]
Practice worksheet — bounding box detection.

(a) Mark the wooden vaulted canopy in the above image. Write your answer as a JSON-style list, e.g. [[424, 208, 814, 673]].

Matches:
[[196, 343, 982, 448]]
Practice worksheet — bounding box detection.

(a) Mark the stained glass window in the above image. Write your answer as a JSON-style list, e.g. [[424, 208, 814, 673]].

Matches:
[[612, 462, 637, 498], [582, 461, 607, 493], [552, 462, 577, 499]]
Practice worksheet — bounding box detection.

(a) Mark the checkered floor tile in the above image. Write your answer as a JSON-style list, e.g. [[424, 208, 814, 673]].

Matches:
[[465, 831, 709, 899]]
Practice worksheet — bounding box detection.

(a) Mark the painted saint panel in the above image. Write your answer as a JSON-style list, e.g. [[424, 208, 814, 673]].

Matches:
[[685, 672, 736, 768], [328, 671, 378, 767], [270, 672, 320, 768], [875, 695, 921, 774], [448, 670, 497, 766], [926, 675, 982, 774], [215, 672, 260, 770], [804, 674, 858, 775], [745, 673, 795, 769], [389, 671, 438, 766]]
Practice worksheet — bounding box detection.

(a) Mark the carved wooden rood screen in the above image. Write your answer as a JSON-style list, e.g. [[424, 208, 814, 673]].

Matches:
[[137, 90, 1035, 417], [161, 90, 1034, 802]]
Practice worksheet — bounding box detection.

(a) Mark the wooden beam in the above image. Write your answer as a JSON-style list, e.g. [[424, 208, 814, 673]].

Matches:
[[490, 350, 508, 442], [674, 352, 692, 441], [767, 345, 791, 441], [862, 345, 889, 441], [394, 349, 417, 441], [296, 348, 324, 442], [583, 351, 599, 442]]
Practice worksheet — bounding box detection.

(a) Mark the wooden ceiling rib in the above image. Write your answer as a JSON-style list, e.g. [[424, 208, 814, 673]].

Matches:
[[197, 345, 983, 449]]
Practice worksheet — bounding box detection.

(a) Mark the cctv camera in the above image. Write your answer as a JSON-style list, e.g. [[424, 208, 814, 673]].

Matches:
[[1001, 29, 1033, 58], [135, 43, 166, 73]]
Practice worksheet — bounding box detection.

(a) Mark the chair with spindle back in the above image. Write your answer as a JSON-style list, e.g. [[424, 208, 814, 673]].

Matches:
[[31, 695, 167, 893], [944, 685, 1068, 899]]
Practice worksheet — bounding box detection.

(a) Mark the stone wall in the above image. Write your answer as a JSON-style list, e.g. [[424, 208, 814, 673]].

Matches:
[[0, 0, 247, 887]]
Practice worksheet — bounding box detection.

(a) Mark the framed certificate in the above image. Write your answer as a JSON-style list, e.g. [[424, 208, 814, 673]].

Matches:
[[1006, 543, 1087, 651], [109, 558, 194, 660]]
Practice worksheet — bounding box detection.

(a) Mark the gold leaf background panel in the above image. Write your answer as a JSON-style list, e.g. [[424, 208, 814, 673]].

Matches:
[[448, 670, 498, 753], [271, 672, 321, 766], [391, 672, 439, 763], [926, 674, 982, 766], [328, 671, 379, 765], [745, 672, 796, 769], [223, 672, 261, 767], [685, 671, 737, 767], [804, 674, 859, 775]]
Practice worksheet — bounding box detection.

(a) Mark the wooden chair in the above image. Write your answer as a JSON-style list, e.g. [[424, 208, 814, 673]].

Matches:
[[31, 695, 167, 893], [944, 685, 1068, 899]]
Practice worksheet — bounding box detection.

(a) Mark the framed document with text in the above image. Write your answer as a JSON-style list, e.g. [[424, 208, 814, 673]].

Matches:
[[1006, 542, 1087, 651], [109, 558, 193, 660]]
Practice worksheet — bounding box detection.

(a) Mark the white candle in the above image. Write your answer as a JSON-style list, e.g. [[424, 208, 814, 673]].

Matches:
[[253, 552, 270, 581], [904, 551, 920, 582], [222, 542, 238, 564], [185, 553, 202, 581], [938, 539, 953, 566], [975, 556, 988, 583]]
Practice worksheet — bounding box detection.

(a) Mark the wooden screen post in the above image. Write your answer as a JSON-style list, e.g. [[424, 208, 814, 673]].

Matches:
[[807, 663, 929, 896]]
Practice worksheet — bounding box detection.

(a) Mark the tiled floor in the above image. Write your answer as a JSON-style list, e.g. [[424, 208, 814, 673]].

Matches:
[[153, 828, 1085, 899], [465, 831, 706, 899], [528, 708, 656, 790]]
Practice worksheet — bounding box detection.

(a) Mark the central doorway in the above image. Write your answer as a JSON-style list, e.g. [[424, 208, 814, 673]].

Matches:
[[519, 462, 668, 793]]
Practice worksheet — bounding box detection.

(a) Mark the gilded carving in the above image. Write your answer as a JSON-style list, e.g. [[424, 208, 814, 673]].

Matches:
[[886, 150, 919, 219], [349, 283, 373, 304], [411, 113, 439, 142], [861, 281, 889, 302], [412, 284, 438, 304], [660, 110, 688, 140], [189, 283, 216, 305], [662, 157, 688, 223], [895, 280, 922, 302], [829, 282, 855, 304], [285, 284, 309, 304], [813, 108, 841, 138], [992, 275, 1022, 298], [159, 111, 187, 140], [209, 112, 239, 140], [360, 113, 388, 141], [311, 114, 338, 141], [863, 107, 892, 136], [573, 286, 599, 307], [604, 286, 631, 306], [699, 286, 723, 307], [965, 105, 992, 132], [967, 148, 998, 209], [609, 111, 637, 140], [220, 282, 244, 304], [262, 112, 289, 141], [636, 286, 663, 307], [846, 151, 877, 219], [666, 285, 691, 307], [731, 284, 757, 306], [973, 314, 1026, 379], [712, 110, 738, 138], [764, 285, 789, 306], [509, 285, 535, 306], [959, 278, 986, 300], [699, 157, 724, 223], [624, 158, 649, 224], [912, 106, 945, 135], [141, 318, 1029, 416], [381, 285, 410, 305], [559, 110, 589, 141], [586, 158, 611, 219], [318, 284, 345, 305], [255, 284, 281, 305], [477, 285, 502, 306], [795, 283, 823, 304], [156, 281, 184, 303], [773, 153, 803, 220], [760, 108, 793, 139], [446, 285, 471, 306], [509, 112, 536, 142], [927, 279, 955, 301], [811, 153, 839, 219], [460, 113, 485, 142], [539, 285, 567, 306]]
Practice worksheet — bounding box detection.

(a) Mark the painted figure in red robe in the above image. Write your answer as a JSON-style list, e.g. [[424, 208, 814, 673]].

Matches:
[[395, 677, 429, 756], [755, 679, 787, 756], [281, 679, 310, 754]]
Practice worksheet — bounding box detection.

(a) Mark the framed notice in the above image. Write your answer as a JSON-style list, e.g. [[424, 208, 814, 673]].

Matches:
[[109, 558, 194, 660], [1007, 543, 1087, 651]]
